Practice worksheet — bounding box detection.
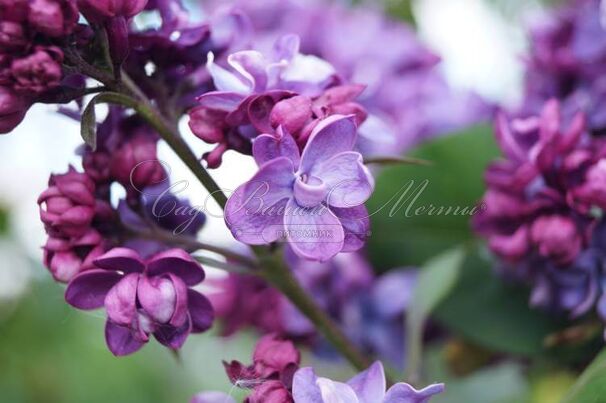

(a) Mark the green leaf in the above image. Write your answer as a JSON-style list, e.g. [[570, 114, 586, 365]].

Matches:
[[405, 246, 466, 380], [80, 92, 139, 150], [366, 124, 499, 270], [80, 96, 98, 150], [562, 349, 606, 403], [434, 246, 566, 356]]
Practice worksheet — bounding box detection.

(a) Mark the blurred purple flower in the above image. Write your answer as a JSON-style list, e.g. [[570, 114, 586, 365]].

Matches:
[[65, 247, 214, 355], [475, 100, 601, 266], [224, 115, 373, 261], [522, 0, 606, 135], [292, 361, 444, 403]]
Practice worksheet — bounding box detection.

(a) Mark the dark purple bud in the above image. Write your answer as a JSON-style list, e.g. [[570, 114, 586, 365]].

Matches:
[[11, 47, 64, 95], [28, 0, 79, 37], [77, 0, 148, 23], [109, 134, 167, 194], [0, 86, 29, 134], [105, 16, 130, 69], [0, 22, 28, 51]]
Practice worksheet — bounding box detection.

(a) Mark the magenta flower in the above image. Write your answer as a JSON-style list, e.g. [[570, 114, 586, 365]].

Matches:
[[293, 361, 444, 403], [65, 247, 214, 356], [0, 86, 29, 134], [224, 115, 373, 261]]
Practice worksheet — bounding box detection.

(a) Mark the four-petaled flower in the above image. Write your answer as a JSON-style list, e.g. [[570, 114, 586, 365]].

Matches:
[[225, 114, 374, 261], [65, 247, 214, 356]]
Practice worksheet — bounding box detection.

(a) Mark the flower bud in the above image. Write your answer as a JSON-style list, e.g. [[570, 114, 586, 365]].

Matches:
[[0, 86, 29, 134], [0, 22, 28, 51], [11, 47, 64, 94], [28, 0, 79, 37], [110, 134, 166, 194], [38, 167, 97, 238]]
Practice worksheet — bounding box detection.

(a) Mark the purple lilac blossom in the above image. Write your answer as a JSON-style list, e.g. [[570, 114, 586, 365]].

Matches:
[[475, 99, 606, 329], [292, 361, 444, 403], [188, 34, 368, 168], [65, 247, 214, 355], [224, 115, 373, 261], [204, 0, 493, 154]]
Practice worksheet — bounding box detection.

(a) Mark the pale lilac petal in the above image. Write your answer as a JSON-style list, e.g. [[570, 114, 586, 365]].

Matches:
[[273, 34, 300, 63], [314, 151, 374, 208], [225, 185, 289, 244], [105, 321, 145, 356], [196, 92, 246, 112], [316, 378, 358, 403], [147, 249, 205, 285], [384, 383, 445, 403], [105, 273, 139, 326], [190, 391, 236, 403], [300, 115, 358, 174], [188, 289, 214, 333], [292, 367, 323, 403], [284, 198, 344, 261], [228, 50, 268, 92], [65, 269, 122, 309], [332, 205, 370, 252], [94, 247, 145, 273], [347, 361, 386, 403], [252, 127, 301, 166], [153, 315, 192, 349], [207, 52, 252, 93], [225, 157, 294, 244]]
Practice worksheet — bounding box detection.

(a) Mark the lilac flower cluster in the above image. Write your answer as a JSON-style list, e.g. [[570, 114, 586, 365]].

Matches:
[[204, 0, 493, 155], [192, 337, 444, 403], [476, 0, 606, 332], [0, 0, 471, 393], [210, 251, 416, 367], [475, 100, 606, 325], [0, 0, 79, 133]]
